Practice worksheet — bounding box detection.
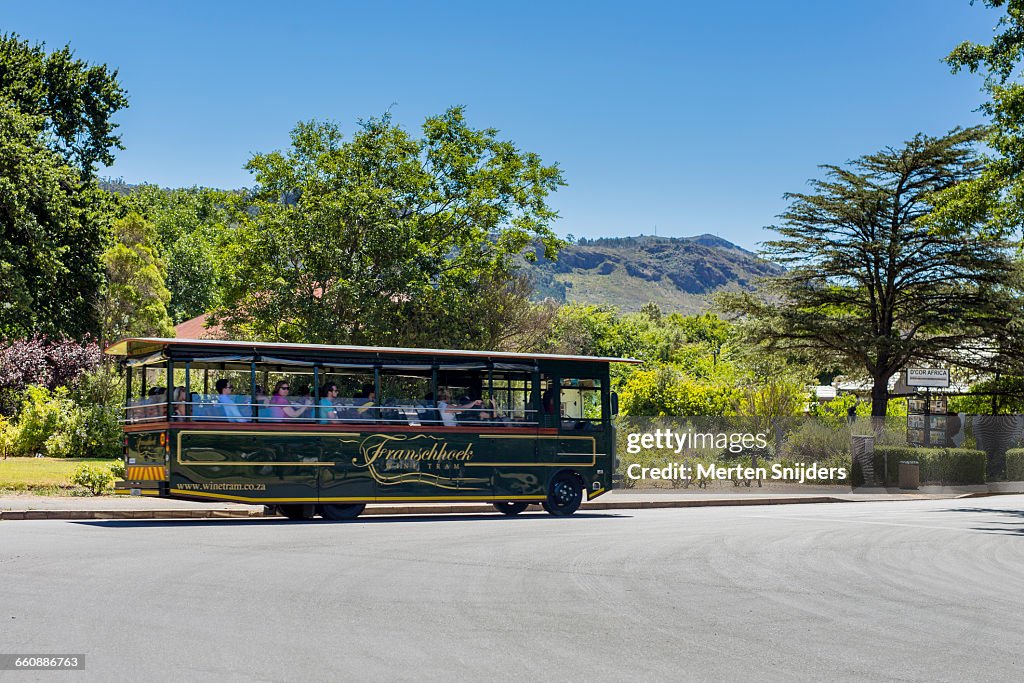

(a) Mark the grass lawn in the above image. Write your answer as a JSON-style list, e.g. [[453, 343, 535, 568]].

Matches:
[[0, 457, 119, 494]]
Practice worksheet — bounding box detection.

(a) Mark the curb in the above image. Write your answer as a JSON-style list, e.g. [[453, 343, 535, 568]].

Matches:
[[0, 495, 854, 520], [0, 508, 265, 520]]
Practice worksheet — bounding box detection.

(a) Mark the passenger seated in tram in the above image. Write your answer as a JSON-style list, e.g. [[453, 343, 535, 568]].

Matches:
[[479, 397, 506, 424], [270, 381, 309, 422], [215, 378, 249, 423], [437, 390, 481, 426], [352, 384, 377, 422], [145, 387, 167, 420], [318, 383, 340, 423], [418, 392, 441, 425], [172, 386, 188, 420]]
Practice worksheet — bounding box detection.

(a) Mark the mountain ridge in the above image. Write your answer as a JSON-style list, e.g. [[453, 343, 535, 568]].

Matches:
[[522, 234, 780, 313]]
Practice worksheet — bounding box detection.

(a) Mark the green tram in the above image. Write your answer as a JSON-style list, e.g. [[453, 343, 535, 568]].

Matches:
[[108, 338, 638, 519]]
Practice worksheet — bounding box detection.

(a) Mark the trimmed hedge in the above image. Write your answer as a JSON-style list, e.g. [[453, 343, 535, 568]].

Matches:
[[1007, 449, 1024, 481], [872, 446, 986, 486]]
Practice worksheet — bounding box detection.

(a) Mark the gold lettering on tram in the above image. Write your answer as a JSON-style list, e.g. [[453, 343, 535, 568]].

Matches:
[[353, 434, 487, 490]]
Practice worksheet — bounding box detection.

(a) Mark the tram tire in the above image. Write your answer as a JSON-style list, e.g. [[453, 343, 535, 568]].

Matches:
[[493, 501, 529, 516], [319, 503, 366, 521], [544, 472, 583, 516], [279, 504, 316, 520]]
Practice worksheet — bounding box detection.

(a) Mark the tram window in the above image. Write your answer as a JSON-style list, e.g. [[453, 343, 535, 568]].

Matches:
[[318, 369, 376, 423], [178, 368, 253, 421], [490, 373, 535, 425], [380, 371, 431, 425], [560, 378, 604, 430], [126, 365, 169, 423]]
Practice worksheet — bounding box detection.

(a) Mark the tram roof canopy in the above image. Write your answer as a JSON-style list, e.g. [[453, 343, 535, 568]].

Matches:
[[104, 338, 642, 365]]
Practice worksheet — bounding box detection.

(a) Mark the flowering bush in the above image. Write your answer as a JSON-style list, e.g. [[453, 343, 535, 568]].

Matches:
[[0, 337, 101, 415]]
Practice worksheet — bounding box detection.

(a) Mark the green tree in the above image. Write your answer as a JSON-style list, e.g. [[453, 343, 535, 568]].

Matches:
[[0, 32, 128, 175], [721, 129, 1018, 416], [545, 304, 620, 356], [119, 185, 234, 323], [942, 2, 1024, 385], [943, 1, 1024, 236], [0, 102, 107, 340], [98, 213, 174, 343], [215, 108, 565, 347], [164, 230, 219, 323]]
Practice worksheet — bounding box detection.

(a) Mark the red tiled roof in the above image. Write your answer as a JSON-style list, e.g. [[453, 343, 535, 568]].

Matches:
[[172, 313, 225, 339]]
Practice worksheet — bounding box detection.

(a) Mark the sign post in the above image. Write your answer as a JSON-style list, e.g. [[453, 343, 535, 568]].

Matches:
[[905, 369, 949, 448]]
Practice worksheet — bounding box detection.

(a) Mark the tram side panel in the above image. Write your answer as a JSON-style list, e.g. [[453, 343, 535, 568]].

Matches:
[[170, 430, 323, 504], [328, 430, 494, 503]]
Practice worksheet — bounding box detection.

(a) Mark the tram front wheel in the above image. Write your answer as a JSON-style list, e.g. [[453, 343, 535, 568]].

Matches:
[[543, 472, 583, 516], [493, 501, 529, 516], [319, 503, 366, 521]]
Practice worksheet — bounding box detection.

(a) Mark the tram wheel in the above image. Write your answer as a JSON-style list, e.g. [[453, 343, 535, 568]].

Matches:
[[543, 472, 583, 517], [319, 503, 366, 521], [279, 504, 316, 520], [493, 501, 529, 516]]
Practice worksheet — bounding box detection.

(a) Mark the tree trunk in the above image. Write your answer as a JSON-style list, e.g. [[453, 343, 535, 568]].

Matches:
[[871, 377, 889, 417]]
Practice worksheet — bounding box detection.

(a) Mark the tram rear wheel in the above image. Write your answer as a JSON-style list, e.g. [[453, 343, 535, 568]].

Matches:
[[319, 503, 366, 521], [279, 504, 316, 520], [493, 501, 529, 516]]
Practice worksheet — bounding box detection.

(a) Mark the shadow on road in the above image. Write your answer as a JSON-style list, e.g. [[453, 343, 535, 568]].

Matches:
[[71, 511, 629, 528], [936, 506, 1024, 536]]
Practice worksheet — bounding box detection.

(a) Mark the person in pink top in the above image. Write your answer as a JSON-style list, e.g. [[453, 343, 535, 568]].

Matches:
[[269, 381, 309, 422]]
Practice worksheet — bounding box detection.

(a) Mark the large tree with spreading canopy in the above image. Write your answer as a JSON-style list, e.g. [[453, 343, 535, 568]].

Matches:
[[721, 129, 1020, 416], [214, 107, 565, 348]]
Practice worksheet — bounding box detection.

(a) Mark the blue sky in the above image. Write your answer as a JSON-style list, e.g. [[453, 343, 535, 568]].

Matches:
[[3, 1, 1001, 250]]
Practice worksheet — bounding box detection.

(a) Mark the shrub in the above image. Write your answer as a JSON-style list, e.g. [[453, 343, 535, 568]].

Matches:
[[0, 415, 16, 458], [779, 420, 851, 462], [14, 386, 68, 455], [1006, 449, 1024, 481], [71, 464, 114, 495], [10, 386, 122, 458], [873, 446, 986, 485], [109, 459, 126, 480], [82, 405, 122, 459], [70, 363, 125, 409], [619, 366, 741, 416]]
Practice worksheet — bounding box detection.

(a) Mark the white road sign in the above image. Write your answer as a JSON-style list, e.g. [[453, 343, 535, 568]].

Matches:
[[906, 368, 949, 388]]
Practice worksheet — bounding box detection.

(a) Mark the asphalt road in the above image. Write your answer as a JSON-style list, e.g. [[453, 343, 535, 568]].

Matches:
[[2, 496, 1023, 682]]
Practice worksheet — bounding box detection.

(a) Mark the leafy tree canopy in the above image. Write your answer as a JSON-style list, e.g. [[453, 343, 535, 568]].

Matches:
[[118, 185, 234, 323], [0, 101, 108, 340], [97, 213, 174, 344], [0, 32, 128, 175], [214, 108, 565, 347]]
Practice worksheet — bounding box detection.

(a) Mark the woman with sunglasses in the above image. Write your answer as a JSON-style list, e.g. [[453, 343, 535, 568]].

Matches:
[[270, 381, 309, 422]]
